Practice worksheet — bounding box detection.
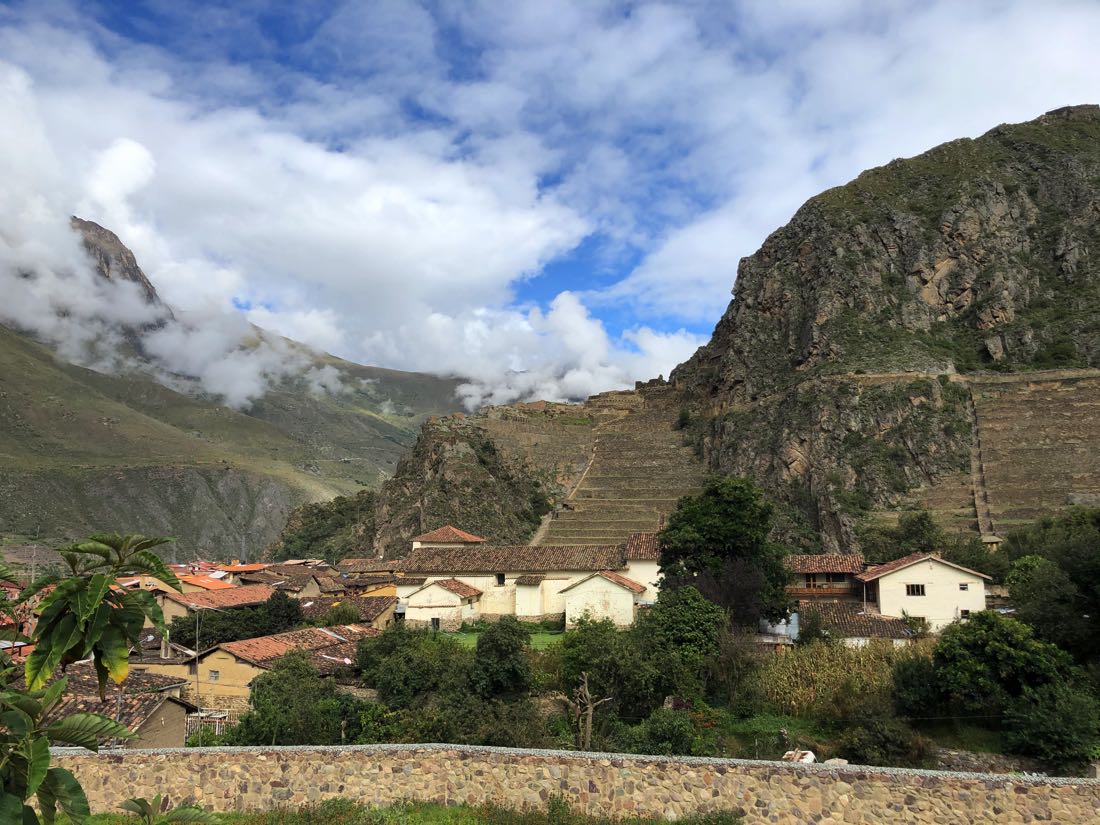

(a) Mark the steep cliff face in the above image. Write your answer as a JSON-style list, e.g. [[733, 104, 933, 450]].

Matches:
[[666, 105, 1100, 550], [674, 105, 1100, 400]]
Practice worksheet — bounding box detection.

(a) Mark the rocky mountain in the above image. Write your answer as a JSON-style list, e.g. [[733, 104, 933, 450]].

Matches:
[[369, 106, 1100, 555], [0, 221, 462, 561]]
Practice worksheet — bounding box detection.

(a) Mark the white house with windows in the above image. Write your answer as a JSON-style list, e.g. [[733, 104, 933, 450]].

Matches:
[[855, 553, 990, 631], [395, 527, 660, 628]]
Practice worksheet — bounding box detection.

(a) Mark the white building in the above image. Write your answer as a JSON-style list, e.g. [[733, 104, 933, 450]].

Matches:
[[856, 553, 990, 632], [396, 528, 660, 628]]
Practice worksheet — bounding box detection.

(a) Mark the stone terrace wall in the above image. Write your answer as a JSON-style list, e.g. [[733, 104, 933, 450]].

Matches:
[[54, 744, 1100, 823]]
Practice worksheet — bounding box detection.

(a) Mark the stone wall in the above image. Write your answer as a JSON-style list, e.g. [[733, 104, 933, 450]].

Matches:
[[53, 744, 1100, 823]]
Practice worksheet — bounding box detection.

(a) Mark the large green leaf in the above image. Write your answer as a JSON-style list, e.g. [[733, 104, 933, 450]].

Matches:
[[129, 550, 181, 592], [26, 615, 81, 689], [96, 626, 129, 685], [37, 767, 89, 825], [0, 707, 33, 736], [74, 574, 111, 623], [119, 588, 163, 635], [64, 541, 114, 563], [15, 574, 60, 608], [0, 793, 23, 824], [45, 713, 134, 751], [21, 736, 50, 797], [0, 627, 31, 643], [79, 604, 111, 659]]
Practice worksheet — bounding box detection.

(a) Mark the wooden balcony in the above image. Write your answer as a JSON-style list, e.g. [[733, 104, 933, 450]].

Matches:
[[787, 585, 859, 599]]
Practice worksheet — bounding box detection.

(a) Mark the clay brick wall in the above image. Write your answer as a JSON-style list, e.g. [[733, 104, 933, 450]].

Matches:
[[53, 744, 1100, 823]]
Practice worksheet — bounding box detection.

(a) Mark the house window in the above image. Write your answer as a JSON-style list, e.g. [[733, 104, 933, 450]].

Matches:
[[825, 573, 847, 584], [959, 583, 969, 591], [906, 584, 926, 597], [496, 573, 506, 587], [960, 609, 971, 619], [208, 670, 220, 682], [431, 617, 441, 631], [188, 663, 197, 676]]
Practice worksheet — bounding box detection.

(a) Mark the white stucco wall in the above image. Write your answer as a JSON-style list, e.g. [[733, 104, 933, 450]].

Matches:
[[515, 584, 543, 617], [563, 578, 636, 628], [623, 560, 661, 600], [405, 584, 467, 629], [875, 559, 987, 631]]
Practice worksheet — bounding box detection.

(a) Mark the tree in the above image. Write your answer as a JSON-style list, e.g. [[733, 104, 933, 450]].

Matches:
[[932, 611, 1073, 717], [559, 617, 662, 719], [167, 590, 303, 649], [0, 534, 181, 824], [319, 602, 361, 627], [1006, 555, 1085, 654], [1004, 682, 1100, 771], [470, 617, 532, 698], [356, 625, 472, 709], [225, 652, 354, 746], [634, 587, 726, 699], [658, 477, 790, 625]]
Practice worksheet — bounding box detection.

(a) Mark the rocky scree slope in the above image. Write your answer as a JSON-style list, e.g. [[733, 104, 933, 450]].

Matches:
[[670, 105, 1100, 550], [1, 220, 461, 560]]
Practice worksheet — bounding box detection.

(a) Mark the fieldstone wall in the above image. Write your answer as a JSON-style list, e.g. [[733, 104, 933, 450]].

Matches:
[[54, 744, 1100, 823]]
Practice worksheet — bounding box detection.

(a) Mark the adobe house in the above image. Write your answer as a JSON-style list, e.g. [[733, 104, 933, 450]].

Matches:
[[410, 525, 487, 551], [396, 530, 661, 626], [856, 553, 990, 631], [560, 570, 648, 628], [298, 594, 397, 629], [404, 579, 482, 630], [184, 624, 380, 711], [159, 584, 277, 624], [784, 554, 864, 599]]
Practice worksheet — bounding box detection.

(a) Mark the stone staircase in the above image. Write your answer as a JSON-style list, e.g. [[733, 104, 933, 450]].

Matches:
[[537, 399, 706, 547]]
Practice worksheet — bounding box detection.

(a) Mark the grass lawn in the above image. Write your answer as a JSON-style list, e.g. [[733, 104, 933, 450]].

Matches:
[[85, 799, 742, 824], [447, 631, 563, 650]]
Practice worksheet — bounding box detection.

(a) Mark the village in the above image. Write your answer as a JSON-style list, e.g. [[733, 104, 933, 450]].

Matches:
[[0, 521, 993, 751]]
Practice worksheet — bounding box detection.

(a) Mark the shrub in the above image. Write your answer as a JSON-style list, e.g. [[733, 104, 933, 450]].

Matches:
[[892, 655, 943, 719], [1004, 682, 1100, 771], [471, 616, 533, 698], [836, 717, 935, 768]]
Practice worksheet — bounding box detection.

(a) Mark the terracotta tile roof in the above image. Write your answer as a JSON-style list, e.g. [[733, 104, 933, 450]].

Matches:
[[559, 570, 646, 595], [786, 554, 865, 575], [412, 526, 486, 544], [430, 578, 482, 599], [216, 563, 268, 573], [344, 574, 397, 589], [298, 595, 397, 622], [396, 576, 427, 587], [45, 693, 195, 743], [180, 575, 235, 590], [514, 574, 544, 586], [403, 544, 626, 574], [317, 577, 347, 594], [798, 600, 912, 640], [268, 563, 334, 576], [307, 641, 360, 676], [624, 532, 660, 560], [163, 584, 275, 610], [338, 558, 401, 573], [856, 553, 992, 583], [50, 660, 186, 694], [219, 624, 380, 668]]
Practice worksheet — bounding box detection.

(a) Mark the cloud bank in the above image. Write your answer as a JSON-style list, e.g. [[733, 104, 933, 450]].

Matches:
[[2, 1, 1099, 408]]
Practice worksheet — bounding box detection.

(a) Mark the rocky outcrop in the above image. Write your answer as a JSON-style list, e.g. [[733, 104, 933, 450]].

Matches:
[[71, 217, 171, 316], [662, 106, 1100, 549]]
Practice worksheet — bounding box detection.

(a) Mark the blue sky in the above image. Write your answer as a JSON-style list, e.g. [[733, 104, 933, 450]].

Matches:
[[2, 1, 1099, 407]]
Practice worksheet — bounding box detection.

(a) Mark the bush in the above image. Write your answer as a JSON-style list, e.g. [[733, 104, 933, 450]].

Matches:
[[624, 708, 699, 756], [836, 717, 935, 768], [892, 655, 943, 719], [357, 624, 473, 709], [1004, 682, 1100, 771], [471, 616, 533, 698]]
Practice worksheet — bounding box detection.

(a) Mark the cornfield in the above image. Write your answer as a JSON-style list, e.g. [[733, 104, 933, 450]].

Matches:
[[743, 640, 932, 720]]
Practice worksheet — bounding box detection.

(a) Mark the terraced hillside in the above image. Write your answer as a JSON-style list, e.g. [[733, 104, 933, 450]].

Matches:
[[538, 389, 706, 546], [971, 370, 1100, 532]]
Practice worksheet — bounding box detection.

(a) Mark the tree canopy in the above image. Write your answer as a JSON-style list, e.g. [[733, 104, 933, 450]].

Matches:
[[658, 476, 790, 625]]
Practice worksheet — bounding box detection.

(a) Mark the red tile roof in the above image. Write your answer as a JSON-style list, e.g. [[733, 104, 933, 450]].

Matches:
[[624, 532, 660, 560], [412, 526, 486, 544], [561, 570, 647, 595], [798, 600, 912, 640], [430, 578, 483, 599], [514, 574, 545, 586], [338, 558, 401, 573], [163, 584, 275, 610], [216, 563, 268, 573], [46, 694, 195, 743], [219, 624, 380, 668], [180, 575, 235, 590], [856, 553, 991, 582], [402, 544, 626, 574], [298, 595, 397, 622], [786, 554, 865, 575]]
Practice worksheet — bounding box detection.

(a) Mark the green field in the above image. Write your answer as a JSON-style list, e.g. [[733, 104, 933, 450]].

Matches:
[[446, 631, 564, 650]]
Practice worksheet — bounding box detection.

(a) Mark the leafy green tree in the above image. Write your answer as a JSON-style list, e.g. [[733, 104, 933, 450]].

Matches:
[[470, 617, 532, 698], [932, 611, 1073, 717], [633, 587, 726, 700], [658, 477, 790, 625], [356, 625, 472, 709], [319, 602, 362, 627], [624, 709, 699, 756], [225, 652, 357, 746], [1006, 555, 1085, 654], [560, 617, 662, 719], [891, 655, 943, 719], [1004, 682, 1100, 771], [167, 590, 303, 649], [0, 534, 180, 824]]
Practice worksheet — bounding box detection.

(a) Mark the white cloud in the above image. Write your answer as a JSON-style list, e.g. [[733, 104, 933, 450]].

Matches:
[[1, 0, 1099, 410]]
